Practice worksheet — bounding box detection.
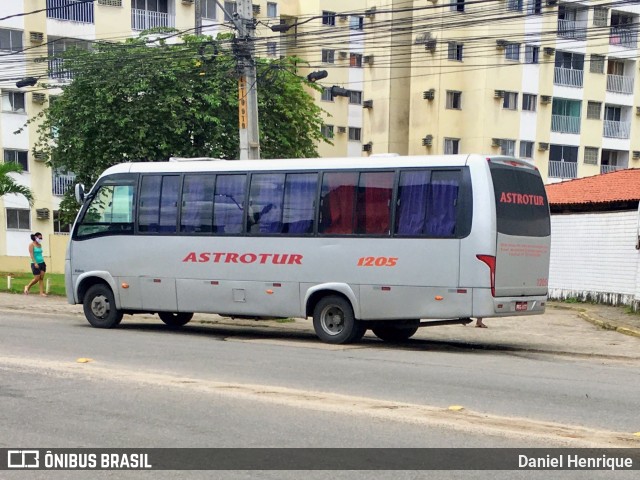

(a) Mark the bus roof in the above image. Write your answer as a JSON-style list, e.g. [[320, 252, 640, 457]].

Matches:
[[98, 154, 536, 177]]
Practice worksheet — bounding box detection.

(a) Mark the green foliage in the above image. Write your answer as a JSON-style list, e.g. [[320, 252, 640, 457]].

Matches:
[[0, 162, 35, 205], [34, 33, 327, 219]]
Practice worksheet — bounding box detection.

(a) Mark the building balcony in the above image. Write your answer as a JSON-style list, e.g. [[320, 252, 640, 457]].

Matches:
[[131, 9, 175, 31], [46, 0, 94, 24], [48, 58, 73, 80], [600, 164, 623, 174], [557, 19, 587, 40], [603, 120, 631, 139], [53, 172, 76, 196], [548, 160, 577, 179], [554, 67, 583, 88], [609, 27, 637, 48], [606, 74, 634, 94], [551, 114, 581, 134]]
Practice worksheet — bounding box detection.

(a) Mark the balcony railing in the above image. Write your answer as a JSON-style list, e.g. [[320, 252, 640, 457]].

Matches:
[[557, 19, 587, 40], [554, 67, 584, 87], [46, 0, 94, 23], [600, 164, 623, 174], [53, 172, 76, 196], [131, 9, 175, 31], [548, 161, 578, 179], [606, 74, 634, 94], [551, 114, 581, 134], [609, 27, 638, 49], [48, 58, 73, 80], [603, 120, 631, 139]]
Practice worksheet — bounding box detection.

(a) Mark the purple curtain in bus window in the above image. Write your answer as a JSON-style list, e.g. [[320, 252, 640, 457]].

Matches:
[[425, 180, 458, 237], [252, 174, 284, 234], [214, 175, 245, 234], [159, 176, 179, 232], [396, 171, 429, 235], [284, 174, 316, 233], [181, 176, 212, 233]]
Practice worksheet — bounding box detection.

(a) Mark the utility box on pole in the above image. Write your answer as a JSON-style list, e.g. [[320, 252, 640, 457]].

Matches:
[[236, 0, 261, 160]]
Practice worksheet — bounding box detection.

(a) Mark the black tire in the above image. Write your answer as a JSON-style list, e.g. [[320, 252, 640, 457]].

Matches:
[[312, 295, 365, 344], [372, 320, 420, 342], [83, 284, 123, 329], [158, 312, 194, 328]]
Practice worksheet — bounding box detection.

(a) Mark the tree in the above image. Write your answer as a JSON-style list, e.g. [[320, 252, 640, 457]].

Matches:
[[33, 32, 326, 188], [0, 162, 34, 206]]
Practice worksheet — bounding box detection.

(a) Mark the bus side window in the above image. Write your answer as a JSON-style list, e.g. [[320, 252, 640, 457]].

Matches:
[[248, 173, 285, 234], [213, 174, 246, 234], [356, 171, 393, 235], [138, 175, 179, 234], [181, 174, 215, 233], [282, 173, 317, 234], [319, 172, 358, 235]]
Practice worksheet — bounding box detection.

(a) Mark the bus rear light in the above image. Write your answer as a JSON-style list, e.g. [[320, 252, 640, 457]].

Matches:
[[381, 286, 391, 291], [435, 296, 443, 301], [476, 254, 496, 297], [210, 281, 219, 285], [272, 283, 281, 287], [456, 289, 467, 294]]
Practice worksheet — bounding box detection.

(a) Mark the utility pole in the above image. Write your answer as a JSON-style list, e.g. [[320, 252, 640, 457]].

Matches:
[[235, 0, 260, 159]]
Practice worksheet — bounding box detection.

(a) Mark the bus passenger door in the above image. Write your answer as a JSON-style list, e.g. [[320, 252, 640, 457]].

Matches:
[[140, 277, 178, 312]]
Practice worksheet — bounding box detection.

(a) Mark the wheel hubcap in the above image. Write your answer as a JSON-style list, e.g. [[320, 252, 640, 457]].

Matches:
[[320, 305, 344, 336], [91, 295, 109, 319]]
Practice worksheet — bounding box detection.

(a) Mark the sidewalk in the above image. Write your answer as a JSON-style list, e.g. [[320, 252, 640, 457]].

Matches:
[[1, 292, 639, 358]]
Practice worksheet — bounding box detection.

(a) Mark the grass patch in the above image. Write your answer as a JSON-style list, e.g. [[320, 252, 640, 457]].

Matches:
[[0, 272, 66, 296]]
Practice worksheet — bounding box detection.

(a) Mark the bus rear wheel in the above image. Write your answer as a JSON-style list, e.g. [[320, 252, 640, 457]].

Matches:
[[83, 284, 123, 328], [372, 320, 420, 342], [313, 295, 365, 344], [158, 312, 194, 328]]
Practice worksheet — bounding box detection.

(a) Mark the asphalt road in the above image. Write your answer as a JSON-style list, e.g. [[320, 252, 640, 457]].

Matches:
[[1, 308, 639, 479]]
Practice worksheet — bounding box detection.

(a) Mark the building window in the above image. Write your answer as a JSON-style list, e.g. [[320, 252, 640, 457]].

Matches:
[[520, 141, 534, 158], [266, 42, 277, 56], [321, 49, 335, 63], [593, 7, 608, 27], [321, 124, 334, 139], [444, 138, 460, 154], [586, 101, 602, 119], [6, 208, 30, 230], [505, 43, 520, 61], [526, 0, 542, 15], [322, 11, 336, 26], [321, 87, 333, 102], [500, 139, 516, 156], [267, 2, 277, 18], [224, 1, 237, 21], [522, 93, 537, 112], [524, 45, 539, 64], [4, 149, 28, 171], [2, 91, 25, 113], [590, 54, 605, 74], [446, 90, 462, 109], [53, 210, 71, 234], [0, 28, 23, 52], [503, 92, 518, 110], [348, 127, 362, 141], [349, 90, 362, 105], [350, 16, 364, 30], [202, 0, 216, 19], [584, 147, 598, 165], [350, 53, 363, 67], [447, 42, 463, 61], [450, 0, 465, 12], [507, 0, 523, 11]]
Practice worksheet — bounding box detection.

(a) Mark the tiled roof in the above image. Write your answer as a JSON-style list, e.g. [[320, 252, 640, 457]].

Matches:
[[545, 169, 640, 205]]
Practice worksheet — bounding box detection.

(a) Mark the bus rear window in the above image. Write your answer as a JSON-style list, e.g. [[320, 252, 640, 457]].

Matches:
[[490, 164, 550, 237]]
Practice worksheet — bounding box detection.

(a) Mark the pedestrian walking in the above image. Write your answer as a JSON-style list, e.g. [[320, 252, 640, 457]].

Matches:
[[24, 232, 47, 296]]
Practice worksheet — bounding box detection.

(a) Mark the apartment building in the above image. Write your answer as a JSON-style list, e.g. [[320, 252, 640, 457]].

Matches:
[[1, 0, 639, 271]]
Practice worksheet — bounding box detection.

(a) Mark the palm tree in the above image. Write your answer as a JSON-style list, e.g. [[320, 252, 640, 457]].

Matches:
[[0, 162, 34, 205]]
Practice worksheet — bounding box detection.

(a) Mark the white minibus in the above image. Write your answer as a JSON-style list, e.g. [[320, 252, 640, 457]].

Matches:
[[66, 155, 551, 344]]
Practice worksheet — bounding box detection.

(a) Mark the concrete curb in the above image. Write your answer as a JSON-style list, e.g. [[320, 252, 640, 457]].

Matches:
[[577, 311, 640, 339]]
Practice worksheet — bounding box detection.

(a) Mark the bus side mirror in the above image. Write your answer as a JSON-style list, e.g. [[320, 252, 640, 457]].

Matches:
[[74, 183, 85, 204]]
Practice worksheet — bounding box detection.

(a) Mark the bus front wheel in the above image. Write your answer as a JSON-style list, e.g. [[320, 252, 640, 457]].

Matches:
[[158, 312, 194, 328], [312, 295, 365, 344], [372, 320, 420, 342], [83, 284, 123, 328]]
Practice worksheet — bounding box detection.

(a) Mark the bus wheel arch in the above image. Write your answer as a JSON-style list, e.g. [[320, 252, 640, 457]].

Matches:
[[310, 293, 365, 344], [82, 282, 123, 329]]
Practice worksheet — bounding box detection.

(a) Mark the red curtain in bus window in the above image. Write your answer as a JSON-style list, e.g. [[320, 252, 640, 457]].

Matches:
[[321, 172, 357, 234], [358, 172, 393, 234]]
